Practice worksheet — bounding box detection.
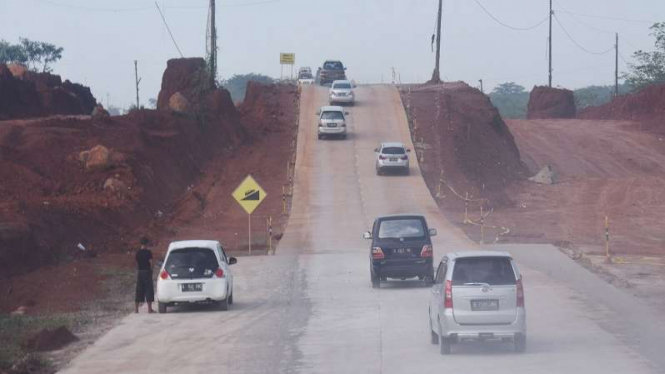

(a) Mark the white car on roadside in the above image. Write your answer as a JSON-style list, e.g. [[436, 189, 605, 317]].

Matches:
[[156, 240, 236, 313]]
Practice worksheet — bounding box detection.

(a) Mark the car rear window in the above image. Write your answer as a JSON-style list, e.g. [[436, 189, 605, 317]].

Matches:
[[299, 73, 313, 79], [165, 247, 219, 279], [378, 219, 425, 239], [324, 61, 344, 70], [321, 111, 344, 120], [381, 147, 406, 155], [452, 257, 516, 286], [333, 83, 352, 89]]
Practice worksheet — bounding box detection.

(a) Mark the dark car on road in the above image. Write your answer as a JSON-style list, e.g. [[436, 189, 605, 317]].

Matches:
[[317, 60, 347, 86], [363, 214, 437, 288]]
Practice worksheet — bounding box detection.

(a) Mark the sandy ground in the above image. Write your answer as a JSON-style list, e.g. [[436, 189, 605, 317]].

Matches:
[[56, 86, 665, 374]]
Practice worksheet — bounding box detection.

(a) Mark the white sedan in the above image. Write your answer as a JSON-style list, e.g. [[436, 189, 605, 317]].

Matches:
[[156, 240, 236, 313]]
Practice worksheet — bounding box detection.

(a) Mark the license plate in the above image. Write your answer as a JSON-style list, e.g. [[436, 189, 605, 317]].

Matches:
[[394, 248, 411, 254], [327, 123, 337, 128], [389, 158, 398, 162], [181, 283, 203, 292], [471, 299, 499, 311]]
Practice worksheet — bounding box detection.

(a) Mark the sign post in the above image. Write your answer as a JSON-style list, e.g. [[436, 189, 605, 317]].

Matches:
[[232, 175, 267, 255], [280, 53, 295, 80]]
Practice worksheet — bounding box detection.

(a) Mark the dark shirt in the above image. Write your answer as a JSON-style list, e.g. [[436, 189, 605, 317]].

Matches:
[[136, 248, 153, 271]]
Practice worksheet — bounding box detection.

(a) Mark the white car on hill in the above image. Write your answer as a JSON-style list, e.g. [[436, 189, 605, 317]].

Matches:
[[156, 240, 236, 313]]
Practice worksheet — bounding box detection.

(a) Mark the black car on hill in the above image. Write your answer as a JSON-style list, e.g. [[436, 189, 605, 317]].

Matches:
[[363, 214, 437, 288]]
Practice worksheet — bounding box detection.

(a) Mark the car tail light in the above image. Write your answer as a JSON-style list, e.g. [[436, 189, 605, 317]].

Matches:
[[371, 247, 385, 260], [160, 269, 170, 280], [215, 268, 225, 278], [400, 155, 408, 160], [516, 277, 525, 307], [420, 244, 433, 258], [378, 155, 387, 160], [444, 280, 453, 309]]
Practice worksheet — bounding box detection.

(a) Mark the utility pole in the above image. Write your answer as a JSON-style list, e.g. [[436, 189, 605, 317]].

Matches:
[[548, 0, 553, 87], [134, 60, 141, 109], [431, 0, 443, 83], [209, 0, 217, 88], [479, 79, 484, 93], [615, 33, 619, 97]]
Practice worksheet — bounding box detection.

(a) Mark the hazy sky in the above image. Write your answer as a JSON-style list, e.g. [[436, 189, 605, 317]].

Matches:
[[2, 0, 664, 108]]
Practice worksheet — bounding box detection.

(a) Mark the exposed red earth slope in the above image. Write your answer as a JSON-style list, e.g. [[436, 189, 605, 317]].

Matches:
[[527, 86, 576, 119], [0, 64, 96, 120], [400, 82, 527, 211], [1, 60, 298, 314], [578, 83, 665, 133]]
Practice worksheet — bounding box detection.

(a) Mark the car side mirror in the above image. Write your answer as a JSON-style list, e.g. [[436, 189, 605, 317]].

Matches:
[[428, 228, 437, 237], [228, 257, 237, 265], [344, 67, 347, 70], [344, 111, 349, 115], [374, 148, 379, 152], [406, 149, 411, 153], [363, 231, 372, 240], [315, 111, 320, 116]]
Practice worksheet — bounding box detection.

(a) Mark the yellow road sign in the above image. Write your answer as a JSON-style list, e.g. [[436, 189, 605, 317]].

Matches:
[[232, 175, 267, 215], [280, 53, 295, 65]]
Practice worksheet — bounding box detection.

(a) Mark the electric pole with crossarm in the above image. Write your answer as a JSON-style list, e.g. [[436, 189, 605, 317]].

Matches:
[[431, 0, 443, 83]]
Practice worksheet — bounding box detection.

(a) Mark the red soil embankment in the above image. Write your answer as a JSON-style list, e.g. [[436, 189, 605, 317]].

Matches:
[[527, 86, 576, 119], [0, 64, 96, 119], [400, 82, 527, 210]]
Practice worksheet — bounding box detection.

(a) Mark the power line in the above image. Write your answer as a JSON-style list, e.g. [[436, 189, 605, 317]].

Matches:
[[34, 0, 280, 12], [554, 14, 614, 55], [554, 9, 655, 25], [473, 0, 549, 31], [553, 1, 615, 35], [155, 2, 184, 58], [618, 51, 631, 65]]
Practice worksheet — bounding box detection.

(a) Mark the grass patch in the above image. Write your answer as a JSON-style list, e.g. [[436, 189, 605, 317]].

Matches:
[[0, 314, 73, 371]]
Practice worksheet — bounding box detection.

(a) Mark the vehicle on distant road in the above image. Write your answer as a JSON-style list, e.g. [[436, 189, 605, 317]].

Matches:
[[298, 66, 314, 85], [429, 251, 527, 355], [156, 240, 236, 313], [375, 142, 410, 175], [317, 60, 347, 86], [329, 80, 355, 105], [363, 214, 437, 288], [317, 105, 348, 140]]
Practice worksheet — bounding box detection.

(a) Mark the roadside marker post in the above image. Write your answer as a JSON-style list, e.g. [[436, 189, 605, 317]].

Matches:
[[480, 205, 485, 245], [605, 215, 611, 263], [232, 175, 267, 256]]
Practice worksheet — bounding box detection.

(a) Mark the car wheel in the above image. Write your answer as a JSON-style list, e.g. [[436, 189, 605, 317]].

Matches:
[[342, 134, 347, 140], [217, 296, 229, 311], [404, 168, 410, 176], [371, 270, 380, 289], [318, 134, 322, 140], [514, 333, 527, 353], [228, 292, 234, 305], [158, 302, 167, 314], [376, 168, 382, 176]]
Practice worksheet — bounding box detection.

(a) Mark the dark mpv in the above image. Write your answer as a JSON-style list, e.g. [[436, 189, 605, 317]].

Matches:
[[363, 214, 437, 288]]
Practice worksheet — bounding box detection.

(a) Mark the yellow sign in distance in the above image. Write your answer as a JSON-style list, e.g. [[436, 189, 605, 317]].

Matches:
[[232, 175, 267, 215], [280, 53, 295, 65]]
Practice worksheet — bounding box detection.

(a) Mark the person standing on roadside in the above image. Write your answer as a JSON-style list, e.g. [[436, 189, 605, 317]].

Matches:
[[135, 236, 155, 313]]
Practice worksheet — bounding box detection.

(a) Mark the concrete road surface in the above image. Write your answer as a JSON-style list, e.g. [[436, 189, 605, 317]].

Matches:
[[60, 85, 665, 374]]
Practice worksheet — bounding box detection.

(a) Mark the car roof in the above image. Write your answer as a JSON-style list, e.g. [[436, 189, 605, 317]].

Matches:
[[445, 251, 513, 260], [324, 60, 342, 63], [320, 105, 344, 112], [332, 80, 351, 85], [380, 142, 406, 148], [167, 240, 220, 252], [375, 213, 426, 220]]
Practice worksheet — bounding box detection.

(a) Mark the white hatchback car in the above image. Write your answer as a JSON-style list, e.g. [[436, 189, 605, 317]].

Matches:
[[156, 240, 236, 313], [429, 251, 526, 354]]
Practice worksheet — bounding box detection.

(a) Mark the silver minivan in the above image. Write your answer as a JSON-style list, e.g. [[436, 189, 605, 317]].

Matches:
[[428, 251, 526, 354]]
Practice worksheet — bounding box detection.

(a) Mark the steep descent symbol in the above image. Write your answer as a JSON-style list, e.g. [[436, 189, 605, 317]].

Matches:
[[242, 189, 260, 201], [232, 175, 267, 215]]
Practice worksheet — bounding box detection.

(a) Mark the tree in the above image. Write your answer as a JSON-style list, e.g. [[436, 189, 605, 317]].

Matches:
[[489, 82, 530, 119], [623, 22, 665, 89], [148, 98, 157, 109], [573, 84, 633, 109], [220, 73, 274, 102], [0, 38, 63, 72], [0, 40, 27, 65]]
